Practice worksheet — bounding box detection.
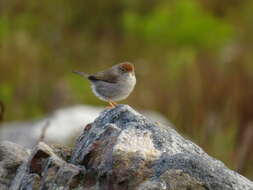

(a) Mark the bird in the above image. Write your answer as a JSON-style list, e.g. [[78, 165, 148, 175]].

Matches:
[[73, 62, 136, 108]]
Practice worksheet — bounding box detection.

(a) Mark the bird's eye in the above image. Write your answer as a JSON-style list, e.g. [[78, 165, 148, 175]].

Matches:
[[119, 67, 126, 72]]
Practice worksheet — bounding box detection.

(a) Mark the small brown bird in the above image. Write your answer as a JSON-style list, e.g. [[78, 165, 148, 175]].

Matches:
[[73, 62, 136, 107]]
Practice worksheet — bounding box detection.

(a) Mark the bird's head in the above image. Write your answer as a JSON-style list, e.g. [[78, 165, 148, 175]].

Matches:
[[117, 62, 135, 76]]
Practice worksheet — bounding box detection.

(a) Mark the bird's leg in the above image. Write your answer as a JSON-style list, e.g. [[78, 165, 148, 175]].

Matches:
[[109, 101, 115, 107], [106, 101, 115, 109], [106, 101, 118, 109], [111, 101, 118, 107]]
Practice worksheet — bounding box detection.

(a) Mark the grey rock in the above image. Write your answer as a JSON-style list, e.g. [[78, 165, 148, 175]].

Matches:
[[10, 142, 85, 190], [8, 105, 253, 190], [71, 105, 253, 190], [0, 141, 30, 190]]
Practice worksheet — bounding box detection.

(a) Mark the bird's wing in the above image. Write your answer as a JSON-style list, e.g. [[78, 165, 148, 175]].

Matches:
[[88, 69, 118, 83]]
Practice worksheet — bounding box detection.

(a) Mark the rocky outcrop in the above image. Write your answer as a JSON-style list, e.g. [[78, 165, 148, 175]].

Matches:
[[2, 105, 253, 189], [10, 142, 83, 190], [0, 141, 30, 190]]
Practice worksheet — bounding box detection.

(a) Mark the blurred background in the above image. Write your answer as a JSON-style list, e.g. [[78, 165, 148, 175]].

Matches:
[[0, 0, 253, 179]]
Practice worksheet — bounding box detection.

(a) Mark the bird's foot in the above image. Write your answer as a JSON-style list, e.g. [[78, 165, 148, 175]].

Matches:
[[111, 101, 118, 107], [106, 101, 118, 109]]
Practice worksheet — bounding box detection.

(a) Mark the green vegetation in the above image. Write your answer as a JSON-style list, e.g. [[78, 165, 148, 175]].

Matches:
[[1, 0, 253, 179]]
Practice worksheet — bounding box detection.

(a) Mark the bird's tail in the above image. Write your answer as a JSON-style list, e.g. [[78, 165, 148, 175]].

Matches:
[[72, 70, 89, 78]]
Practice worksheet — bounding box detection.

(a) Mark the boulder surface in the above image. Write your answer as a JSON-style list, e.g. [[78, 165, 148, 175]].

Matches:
[[0, 141, 29, 190], [3, 105, 253, 189]]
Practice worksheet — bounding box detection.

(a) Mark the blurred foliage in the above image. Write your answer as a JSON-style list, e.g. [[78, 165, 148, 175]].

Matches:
[[1, 0, 253, 179], [123, 0, 233, 48]]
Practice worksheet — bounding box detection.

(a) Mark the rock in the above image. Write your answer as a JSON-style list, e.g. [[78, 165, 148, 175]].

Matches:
[[70, 105, 253, 190], [8, 105, 253, 189], [0, 141, 30, 190], [0, 105, 170, 148], [10, 142, 85, 190]]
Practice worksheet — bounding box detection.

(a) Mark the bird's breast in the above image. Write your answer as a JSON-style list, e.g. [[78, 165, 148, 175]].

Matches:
[[91, 74, 136, 101]]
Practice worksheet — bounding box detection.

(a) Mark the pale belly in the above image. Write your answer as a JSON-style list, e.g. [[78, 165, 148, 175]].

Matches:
[[91, 75, 136, 102]]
